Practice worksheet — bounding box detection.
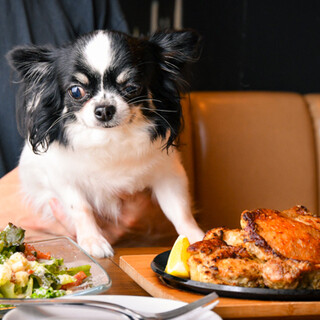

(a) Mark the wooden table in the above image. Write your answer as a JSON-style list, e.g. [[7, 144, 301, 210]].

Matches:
[[97, 247, 160, 297], [96, 247, 320, 320]]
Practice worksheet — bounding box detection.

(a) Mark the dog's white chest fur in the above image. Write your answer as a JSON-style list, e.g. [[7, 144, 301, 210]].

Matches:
[[19, 123, 173, 220]]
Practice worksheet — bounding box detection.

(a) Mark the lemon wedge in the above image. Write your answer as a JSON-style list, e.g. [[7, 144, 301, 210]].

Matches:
[[165, 235, 191, 278]]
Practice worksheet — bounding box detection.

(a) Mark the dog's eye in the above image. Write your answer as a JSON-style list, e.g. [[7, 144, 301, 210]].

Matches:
[[122, 85, 140, 96], [69, 86, 86, 100]]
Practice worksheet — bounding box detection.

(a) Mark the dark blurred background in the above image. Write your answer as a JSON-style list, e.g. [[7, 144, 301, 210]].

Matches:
[[119, 0, 320, 93]]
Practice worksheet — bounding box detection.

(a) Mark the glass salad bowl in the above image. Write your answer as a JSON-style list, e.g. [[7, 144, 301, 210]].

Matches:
[[0, 236, 112, 315]]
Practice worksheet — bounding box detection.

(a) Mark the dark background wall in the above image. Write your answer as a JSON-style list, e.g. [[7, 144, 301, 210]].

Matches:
[[119, 0, 320, 93]]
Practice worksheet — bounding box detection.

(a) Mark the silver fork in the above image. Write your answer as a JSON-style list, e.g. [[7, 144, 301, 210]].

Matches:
[[0, 291, 219, 319]]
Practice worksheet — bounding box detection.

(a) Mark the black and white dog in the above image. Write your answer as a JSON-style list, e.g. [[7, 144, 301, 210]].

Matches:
[[7, 30, 204, 257]]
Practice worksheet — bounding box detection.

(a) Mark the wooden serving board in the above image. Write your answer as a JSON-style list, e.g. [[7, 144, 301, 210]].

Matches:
[[119, 254, 320, 319]]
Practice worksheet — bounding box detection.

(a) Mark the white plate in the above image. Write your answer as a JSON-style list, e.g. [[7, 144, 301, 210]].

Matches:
[[4, 295, 221, 320]]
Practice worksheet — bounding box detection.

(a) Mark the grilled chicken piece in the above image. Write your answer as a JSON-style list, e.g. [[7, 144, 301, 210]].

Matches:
[[241, 206, 320, 263], [187, 238, 264, 287], [187, 210, 320, 289], [261, 258, 320, 289]]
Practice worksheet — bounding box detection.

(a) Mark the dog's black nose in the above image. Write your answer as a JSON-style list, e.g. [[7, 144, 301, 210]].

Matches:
[[94, 105, 116, 122]]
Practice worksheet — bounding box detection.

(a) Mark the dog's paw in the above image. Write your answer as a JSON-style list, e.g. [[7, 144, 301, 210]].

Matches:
[[78, 234, 114, 258], [188, 229, 205, 243], [181, 227, 205, 244]]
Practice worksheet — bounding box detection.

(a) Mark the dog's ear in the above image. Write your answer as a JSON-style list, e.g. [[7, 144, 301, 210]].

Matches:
[[7, 45, 55, 81], [149, 29, 201, 91], [145, 30, 201, 150], [7, 46, 62, 154]]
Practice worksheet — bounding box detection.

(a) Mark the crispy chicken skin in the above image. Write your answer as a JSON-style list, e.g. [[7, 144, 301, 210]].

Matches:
[[187, 238, 264, 287], [241, 205, 320, 263], [187, 206, 320, 289], [282, 205, 320, 230], [203, 227, 245, 247]]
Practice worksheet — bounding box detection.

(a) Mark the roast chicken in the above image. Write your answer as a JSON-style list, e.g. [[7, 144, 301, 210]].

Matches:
[[187, 205, 320, 289]]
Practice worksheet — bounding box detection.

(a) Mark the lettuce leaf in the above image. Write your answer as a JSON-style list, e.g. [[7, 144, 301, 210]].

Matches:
[[3, 223, 25, 247], [66, 265, 91, 277], [31, 287, 66, 298], [41, 258, 65, 274], [0, 223, 25, 255]]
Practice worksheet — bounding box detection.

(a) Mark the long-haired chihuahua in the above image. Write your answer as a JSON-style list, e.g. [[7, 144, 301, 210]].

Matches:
[[7, 29, 204, 257]]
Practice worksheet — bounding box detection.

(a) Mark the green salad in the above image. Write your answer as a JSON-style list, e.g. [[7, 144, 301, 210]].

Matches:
[[0, 223, 91, 299]]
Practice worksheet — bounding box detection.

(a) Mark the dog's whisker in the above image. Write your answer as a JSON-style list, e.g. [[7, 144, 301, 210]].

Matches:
[[138, 106, 177, 113], [141, 108, 176, 135], [43, 112, 73, 137], [128, 98, 163, 105], [126, 95, 152, 104]]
